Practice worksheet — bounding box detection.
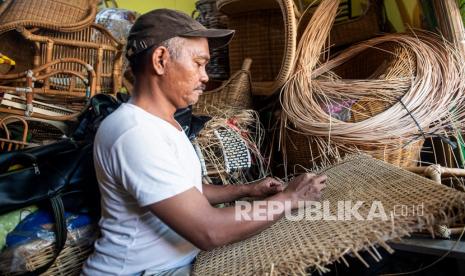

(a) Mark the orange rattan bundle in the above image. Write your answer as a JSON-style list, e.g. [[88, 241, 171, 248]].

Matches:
[[0, 0, 98, 33], [193, 58, 252, 114]]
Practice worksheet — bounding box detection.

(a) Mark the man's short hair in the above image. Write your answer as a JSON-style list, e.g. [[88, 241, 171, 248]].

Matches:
[[128, 36, 185, 76]]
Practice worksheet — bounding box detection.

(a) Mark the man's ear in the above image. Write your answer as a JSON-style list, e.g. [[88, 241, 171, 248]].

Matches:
[[152, 46, 169, 75]]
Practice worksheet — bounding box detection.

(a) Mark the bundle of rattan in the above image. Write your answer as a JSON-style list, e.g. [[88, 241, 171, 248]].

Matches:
[[194, 108, 268, 185], [193, 154, 465, 275], [280, 0, 465, 170]]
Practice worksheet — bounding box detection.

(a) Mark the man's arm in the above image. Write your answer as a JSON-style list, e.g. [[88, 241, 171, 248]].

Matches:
[[202, 177, 284, 205], [149, 174, 326, 251]]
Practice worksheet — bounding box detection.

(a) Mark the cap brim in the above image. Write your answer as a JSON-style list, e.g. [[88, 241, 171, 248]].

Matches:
[[181, 29, 235, 49]]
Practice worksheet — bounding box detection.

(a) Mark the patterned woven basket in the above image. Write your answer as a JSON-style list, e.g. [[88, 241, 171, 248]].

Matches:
[[218, 0, 297, 96], [193, 58, 252, 114], [0, 0, 98, 33]]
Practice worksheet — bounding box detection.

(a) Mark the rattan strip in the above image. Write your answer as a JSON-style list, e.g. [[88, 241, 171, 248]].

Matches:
[[193, 155, 465, 275]]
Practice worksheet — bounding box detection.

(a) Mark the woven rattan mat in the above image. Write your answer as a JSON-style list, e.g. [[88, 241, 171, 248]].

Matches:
[[193, 155, 465, 275]]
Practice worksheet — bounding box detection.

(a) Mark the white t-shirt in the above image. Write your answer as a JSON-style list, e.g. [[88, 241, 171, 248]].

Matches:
[[82, 103, 202, 276]]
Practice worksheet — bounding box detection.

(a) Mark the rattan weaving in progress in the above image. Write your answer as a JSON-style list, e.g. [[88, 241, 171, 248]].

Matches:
[[193, 155, 465, 275]]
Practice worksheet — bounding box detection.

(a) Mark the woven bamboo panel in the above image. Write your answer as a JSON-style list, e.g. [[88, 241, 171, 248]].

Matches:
[[193, 155, 465, 275]]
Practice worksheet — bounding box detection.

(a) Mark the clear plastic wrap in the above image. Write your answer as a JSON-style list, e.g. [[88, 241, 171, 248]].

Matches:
[[0, 210, 98, 274], [95, 8, 139, 43]]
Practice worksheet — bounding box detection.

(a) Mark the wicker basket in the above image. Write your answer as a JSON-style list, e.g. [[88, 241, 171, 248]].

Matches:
[[0, 0, 98, 34], [284, 127, 423, 173], [193, 58, 252, 114], [218, 0, 297, 96], [283, 99, 424, 171]]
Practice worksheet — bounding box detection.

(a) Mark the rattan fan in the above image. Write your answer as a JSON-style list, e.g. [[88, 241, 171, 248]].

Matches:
[[0, 0, 98, 33]]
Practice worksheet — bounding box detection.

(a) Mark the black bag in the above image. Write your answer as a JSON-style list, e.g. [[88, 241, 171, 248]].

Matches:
[[0, 139, 99, 275], [72, 93, 211, 141]]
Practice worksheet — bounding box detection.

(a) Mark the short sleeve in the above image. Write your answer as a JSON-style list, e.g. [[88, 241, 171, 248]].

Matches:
[[111, 127, 195, 206]]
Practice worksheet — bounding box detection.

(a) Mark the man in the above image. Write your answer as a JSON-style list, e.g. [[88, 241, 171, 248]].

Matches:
[[82, 9, 326, 276]]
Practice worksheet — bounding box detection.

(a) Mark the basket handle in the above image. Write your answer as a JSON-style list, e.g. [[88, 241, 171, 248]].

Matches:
[[241, 58, 252, 71]]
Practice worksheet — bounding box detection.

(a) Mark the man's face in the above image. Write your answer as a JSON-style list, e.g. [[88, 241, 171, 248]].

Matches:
[[163, 37, 210, 108]]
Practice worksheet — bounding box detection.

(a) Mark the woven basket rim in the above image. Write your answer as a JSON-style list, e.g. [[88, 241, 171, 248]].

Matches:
[[0, 0, 99, 33]]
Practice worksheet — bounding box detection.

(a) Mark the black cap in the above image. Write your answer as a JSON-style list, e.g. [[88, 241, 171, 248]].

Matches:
[[126, 9, 235, 59]]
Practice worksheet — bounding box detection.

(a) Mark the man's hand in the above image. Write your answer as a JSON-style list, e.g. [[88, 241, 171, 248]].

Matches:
[[283, 173, 327, 209], [247, 177, 284, 198]]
